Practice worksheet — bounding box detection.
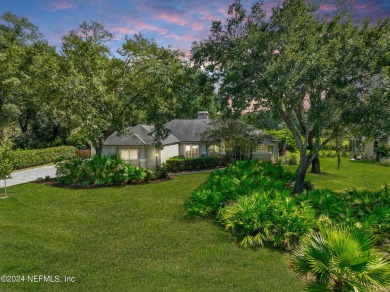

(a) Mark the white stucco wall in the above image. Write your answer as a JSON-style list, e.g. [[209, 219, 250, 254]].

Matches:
[[145, 146, 158, 169], [160, 144, 179, 164]]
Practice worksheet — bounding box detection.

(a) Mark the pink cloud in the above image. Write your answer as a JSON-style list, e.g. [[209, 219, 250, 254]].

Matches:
[[190, 22, 204, 31], [49, 1, 77, 11], [112, 26, 137, 35], [320, 4, 336, 12], [112, 22, 167, 36], [136, 22, 167, 35], [153, 11, 188, 26], [354, 3, 380, 11], [198, 8, 219, 21], [165, 33, 194, 42]]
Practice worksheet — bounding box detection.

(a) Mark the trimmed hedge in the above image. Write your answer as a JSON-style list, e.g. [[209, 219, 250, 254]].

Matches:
[[165, 156, 229, 172], [13, 146, 76, 170]]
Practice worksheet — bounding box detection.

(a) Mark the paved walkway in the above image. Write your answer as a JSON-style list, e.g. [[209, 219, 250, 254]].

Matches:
[[0, 165, 57, 188]]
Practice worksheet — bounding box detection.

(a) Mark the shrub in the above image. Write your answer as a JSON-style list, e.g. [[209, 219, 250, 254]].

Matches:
[[291, 224, 390, 291], [266, 129, 298, 153], [279, 152, 298, 165], [375, 144, 390, 160], [296, 185, 390, 241], [218, 191, 316, 248], [165, 156, 229, 172], [185, 160, 295, 217], [151, 165, 169, 179], [56, 155, 150, 187], [13, 146, 76, 169], [380, 157, 390, 167]]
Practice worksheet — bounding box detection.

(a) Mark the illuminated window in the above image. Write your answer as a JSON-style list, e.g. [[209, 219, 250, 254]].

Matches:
[[119, 149, 130, 161], [256, 144, 267, 152], [184, 145, 199, 158], [209, 144, 220, 156], [119, 149, 139, 166]]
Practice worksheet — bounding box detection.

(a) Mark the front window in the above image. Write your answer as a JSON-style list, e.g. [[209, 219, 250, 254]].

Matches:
[[119, 148, 139, 166], [185, 145, 199, 158]]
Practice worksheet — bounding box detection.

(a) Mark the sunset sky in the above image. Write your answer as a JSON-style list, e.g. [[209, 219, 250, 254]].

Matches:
[[1, 0, 389, 54]]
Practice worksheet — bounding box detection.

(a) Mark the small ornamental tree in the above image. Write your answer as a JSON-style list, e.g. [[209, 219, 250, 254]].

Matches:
[[0, 139, 14, 197]]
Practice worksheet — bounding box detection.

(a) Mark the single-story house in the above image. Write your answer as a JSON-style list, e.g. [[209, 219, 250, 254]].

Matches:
[[362, 137, 390, 159], [102, 111, 279, 169]]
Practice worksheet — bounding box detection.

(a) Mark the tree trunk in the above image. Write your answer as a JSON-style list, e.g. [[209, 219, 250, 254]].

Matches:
[[310, 156, 321, 173], [293, 163, 309, 194], [93, 137, 105, 156]]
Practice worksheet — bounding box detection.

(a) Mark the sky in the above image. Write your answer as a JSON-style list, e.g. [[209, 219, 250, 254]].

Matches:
[[1, 0, 389, 54]]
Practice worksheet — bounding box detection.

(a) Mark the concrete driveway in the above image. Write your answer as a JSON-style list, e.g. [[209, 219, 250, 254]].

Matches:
[[0, 165, 57, 188]]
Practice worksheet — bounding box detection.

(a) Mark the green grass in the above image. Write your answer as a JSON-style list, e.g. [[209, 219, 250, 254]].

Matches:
[[0, 174, 303, 291], [285, 157, 390, 192]]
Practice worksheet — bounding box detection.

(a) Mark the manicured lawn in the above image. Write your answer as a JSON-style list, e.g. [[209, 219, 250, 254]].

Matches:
[[285, 157, 390, 192], [0, 174, 303, 291]]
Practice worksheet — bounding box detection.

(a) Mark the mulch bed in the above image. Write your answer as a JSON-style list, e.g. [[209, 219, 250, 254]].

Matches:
[[35, 177, 172, 189]]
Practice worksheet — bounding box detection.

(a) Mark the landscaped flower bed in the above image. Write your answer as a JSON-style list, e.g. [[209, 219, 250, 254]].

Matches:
[[56, 156, 168, 187], [186, 160, 390, 249]]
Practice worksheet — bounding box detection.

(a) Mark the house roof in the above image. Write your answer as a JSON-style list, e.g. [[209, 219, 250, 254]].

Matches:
[[104, 124, 180, 146], [164, 119, 213, 142], [104, 117, 278, 147]]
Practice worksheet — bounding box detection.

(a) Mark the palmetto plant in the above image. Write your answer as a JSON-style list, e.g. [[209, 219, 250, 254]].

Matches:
[[291, 224, 390, 291], [218, 190, 316, 248]]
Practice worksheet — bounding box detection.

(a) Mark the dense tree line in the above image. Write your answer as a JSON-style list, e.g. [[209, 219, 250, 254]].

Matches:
[[0, 13, 216, 153]]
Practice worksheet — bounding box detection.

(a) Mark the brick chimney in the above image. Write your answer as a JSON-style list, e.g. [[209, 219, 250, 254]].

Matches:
[[197, 111, 209, 119]]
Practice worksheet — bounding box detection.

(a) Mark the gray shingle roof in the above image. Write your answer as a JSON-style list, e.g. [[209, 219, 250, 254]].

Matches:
[[164, 119, 213, 142], [104, 119, 278, 146], [104, 124, 180, 146]]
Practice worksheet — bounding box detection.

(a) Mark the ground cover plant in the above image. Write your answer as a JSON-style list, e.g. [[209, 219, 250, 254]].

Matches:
[[0, 174, 303, 291], [185, 160, 295, 217], [291, 224, 390, 291], [186, 159, 390, 251], [56, 155, 151, 187]]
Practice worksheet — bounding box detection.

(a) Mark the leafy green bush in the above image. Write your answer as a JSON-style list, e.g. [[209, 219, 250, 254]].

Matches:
[[186, 159, 390, 250], [165, 156, 229, 172], [279, 152, 298, 165], [185, 160, 295, 217], [296, 185, 390, 242], [151, 165, 169, 179], [266, 129, 298, 153], [380, 157, 390, 166], [218, 191, 316, 248], [13, 146, 76, 169], [291, 224, 390, 291], [56, 155, 150, 187], [375, 144, 390, 160]]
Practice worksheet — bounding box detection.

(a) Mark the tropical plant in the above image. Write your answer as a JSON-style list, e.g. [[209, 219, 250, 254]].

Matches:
[[56, 155, 150, 187], [218, 190, 316, 248], [185, 160, 295, 217], [291, 224, 390, 291]]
